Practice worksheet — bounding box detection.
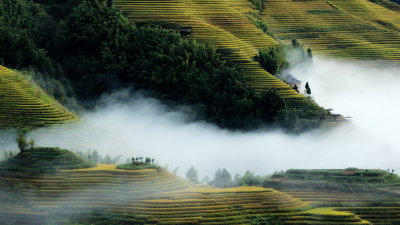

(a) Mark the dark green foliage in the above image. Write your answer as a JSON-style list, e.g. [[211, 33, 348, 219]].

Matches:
[[60, 0, 291, 130], [247, 0, 265, 12], [15, 128, 28, 152], [117, 163, 160, 170], [0, 0, 81, 111], [210, 168, 233, 188], [117, 155, 160, 170], [186, 166, 199, 183], [275, 110, 301, 133], [252, 18, 271, 36], [0, 0, 60, 75], [235, 171, 263, 186], [293, 84, 299, 93], [0, 147, 95, 176], [250, 215, 285, 225], [305, 82, 312, 95], [0, 0, 322, 132], [255, 39, 313, 76], [255, 45, 288, 75]]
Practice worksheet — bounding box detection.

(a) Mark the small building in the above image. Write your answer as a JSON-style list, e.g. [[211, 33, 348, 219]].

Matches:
[[283, 74, 302, 89], [331, 114, 345, 121]]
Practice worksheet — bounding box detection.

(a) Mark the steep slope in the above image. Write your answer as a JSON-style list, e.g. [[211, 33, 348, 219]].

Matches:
[[114, 0, 324, 114], [261, 0, 400, 63], [0, 66, 78, 128]]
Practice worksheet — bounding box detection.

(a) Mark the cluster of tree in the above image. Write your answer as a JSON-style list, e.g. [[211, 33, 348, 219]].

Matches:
[[186, 167, 264, 188], [15, 129, 35, 152], [0, 0, 321, 131], [131, 156, 155, 165], [255, 39, 313, 76], [74, 149, 121, 164]]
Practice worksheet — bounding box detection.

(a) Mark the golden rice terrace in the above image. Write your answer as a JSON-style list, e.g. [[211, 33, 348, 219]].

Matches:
[[0, 66, 78, 128]]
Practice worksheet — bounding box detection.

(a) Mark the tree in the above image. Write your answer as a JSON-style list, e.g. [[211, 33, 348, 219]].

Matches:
[[255, 45, 288, 75], [15, 128, 28, 152], [28, 139, 35, 150], [307, 48, 313, 60], [210, 168, 233, 188], [186, 166, 199, 183], [293, 84, 299, 93], [305, 82, 311, 95], [242, 171, 261, 186], [91, 150, 100, 163], [292, 39, 301, 49], [145, 157, 151, 164]]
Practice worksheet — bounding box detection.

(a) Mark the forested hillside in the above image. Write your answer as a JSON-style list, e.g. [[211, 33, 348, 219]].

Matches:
[[0, 0, 328, 131]]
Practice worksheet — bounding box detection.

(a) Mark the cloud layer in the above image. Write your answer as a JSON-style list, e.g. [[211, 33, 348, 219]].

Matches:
[[1, 58, 399, 178]]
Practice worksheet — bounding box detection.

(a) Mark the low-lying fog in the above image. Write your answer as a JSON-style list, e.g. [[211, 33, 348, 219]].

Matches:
[[2, 58, 400, 178]]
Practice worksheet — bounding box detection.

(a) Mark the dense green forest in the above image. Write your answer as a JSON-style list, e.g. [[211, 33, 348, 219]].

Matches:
[[0, 0, 325, 131]]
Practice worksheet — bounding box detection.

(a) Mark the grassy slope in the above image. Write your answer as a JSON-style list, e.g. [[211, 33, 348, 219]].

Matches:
[[0, 164, 313, 225], [261, 0, 400, 63], [0, 66, 78, 128], [114, 0, 325, 114]]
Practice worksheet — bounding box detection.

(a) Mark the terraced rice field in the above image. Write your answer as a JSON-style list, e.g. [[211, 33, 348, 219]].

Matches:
[[0, 66, 78, 128], [275, 188, 400, 225], [261, 0, 400, 63], [0, 164, 373, 225], [114, 0, 324, 114]]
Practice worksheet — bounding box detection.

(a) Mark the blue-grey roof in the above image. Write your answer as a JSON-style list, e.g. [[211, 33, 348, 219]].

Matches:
[[285, 74, 301, 84]]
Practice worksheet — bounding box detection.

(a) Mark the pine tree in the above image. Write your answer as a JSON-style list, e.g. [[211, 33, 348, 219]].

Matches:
[[293, 84, 299, 93], [305, 82, 311, 95], [186, 166, 199, 183]]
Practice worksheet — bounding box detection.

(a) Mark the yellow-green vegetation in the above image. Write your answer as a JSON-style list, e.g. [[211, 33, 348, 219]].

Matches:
[[114, 0, 325, 115], [0, 66, 78, 128], [260, 0, 400, 63]]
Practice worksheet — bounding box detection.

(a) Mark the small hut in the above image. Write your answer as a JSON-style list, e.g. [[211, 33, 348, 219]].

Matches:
[[283, 74, 302, 89]]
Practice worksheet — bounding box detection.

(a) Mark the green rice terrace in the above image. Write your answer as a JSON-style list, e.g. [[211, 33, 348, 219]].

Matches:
[[0, 66, 78, 128], [0, 148, 399, 224]]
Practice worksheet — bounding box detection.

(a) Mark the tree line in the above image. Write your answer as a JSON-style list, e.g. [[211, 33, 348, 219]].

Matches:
[[186, 166, 264, 188]]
